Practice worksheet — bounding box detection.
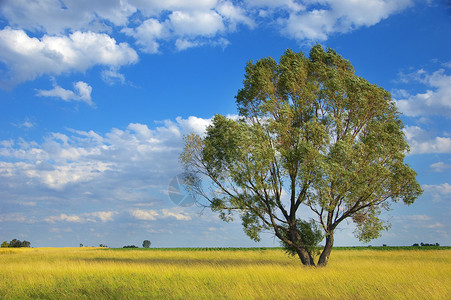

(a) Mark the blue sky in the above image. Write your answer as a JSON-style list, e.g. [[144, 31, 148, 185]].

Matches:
[[0, 0, 450, 248]]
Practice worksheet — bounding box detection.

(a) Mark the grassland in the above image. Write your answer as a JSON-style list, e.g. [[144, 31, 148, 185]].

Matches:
[[0, 247, 449, 299]]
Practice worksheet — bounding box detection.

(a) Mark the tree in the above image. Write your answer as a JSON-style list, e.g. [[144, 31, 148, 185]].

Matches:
[[1, 241, 9, 248], [21, 240, 31, 248], [9, 239, 22, 248], [142, 240, 151, 248], [6, 239, 30, 248], [181, 45, 422, 267]]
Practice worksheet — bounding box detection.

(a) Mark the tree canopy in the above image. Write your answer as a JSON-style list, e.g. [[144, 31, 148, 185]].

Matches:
[[1, 239, 31, 248], [181, 45, 422, 267], [143, 240, 151, 248]]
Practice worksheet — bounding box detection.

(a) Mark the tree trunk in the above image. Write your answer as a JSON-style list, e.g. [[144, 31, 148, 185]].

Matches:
[[317, 231, 334, 267], [295, 246, 315, 266], [289, 226, 315, 266]]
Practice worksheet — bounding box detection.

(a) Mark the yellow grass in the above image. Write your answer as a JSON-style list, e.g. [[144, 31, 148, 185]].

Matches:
[[0, 247, 450, 299]]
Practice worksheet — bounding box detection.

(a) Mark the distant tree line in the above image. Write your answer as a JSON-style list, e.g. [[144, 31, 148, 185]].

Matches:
[[1, 239, 31, 248], [122, 240, 151, 248], [412, 242, 440, 247]]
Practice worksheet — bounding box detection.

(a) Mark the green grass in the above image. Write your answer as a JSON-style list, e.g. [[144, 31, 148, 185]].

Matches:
[[1, 247, 450, 299]]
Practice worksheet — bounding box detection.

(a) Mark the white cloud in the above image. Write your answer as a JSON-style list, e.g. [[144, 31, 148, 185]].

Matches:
[[169, 10, 225, 37], [0, 213, 28, 223], [131, 208, 192, 221], [0, 0, 136, 34], [175, 39, 202, 51], [395, 68, 451, 118], [430, 162, 451, 172], [44, 211, 117, 223], [426, 222, 445, 229], [217, 1, 256, 30], [394, 214, 432, 222], [89, 211, 118, 223], [128, 0, 219, 16], [131, 209, 159, 220], [403, 126, 451, 154], [0, 0, 414, 88], [124, 8, 235, 53], [13, 118, 35, 129], [0, 116, 211, 194], [36, 81, 94, 106], [175, 116, 212, 135], [161, 209, 192, 221], [281, 0, 412, 41], [101, 68, 126, 85], [423, 183, 451, 203], [0, 28, 138, 87], [424, 183, 451, 195], [45, 213, 83, 223], [122, 18, 168, 54], [245, 0, 305, 12]]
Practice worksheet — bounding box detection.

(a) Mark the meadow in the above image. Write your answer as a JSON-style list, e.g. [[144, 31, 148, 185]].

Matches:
[[0, 247, 449, 299]]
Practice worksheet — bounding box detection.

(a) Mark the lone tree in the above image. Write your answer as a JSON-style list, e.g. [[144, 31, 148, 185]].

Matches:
[[181, 45, 422, 267], [142, 240, 151, 248]]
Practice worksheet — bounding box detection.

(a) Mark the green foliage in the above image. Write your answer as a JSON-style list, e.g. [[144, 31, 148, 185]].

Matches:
[[181, 45, 422, 266], [280, 220, 323, 257], [6, 239, 30, 248], [143, 240, 151, 248]]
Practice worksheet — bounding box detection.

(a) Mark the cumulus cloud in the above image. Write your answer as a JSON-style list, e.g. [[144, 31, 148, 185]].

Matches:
[[170, 10, 225, 37], [0, 0, 136, 34], [403, 126, 451, 154], [0, 28, 138, 88], [217, 1, 255, 30], [36, 81, 94, 106], [0, 116, 211, 194], [281, 0, 412, 41], [395, 69, 451, 118], [122, 9, 234, 53], [122, 18, 168, 54], [0, 0, 414, 87]]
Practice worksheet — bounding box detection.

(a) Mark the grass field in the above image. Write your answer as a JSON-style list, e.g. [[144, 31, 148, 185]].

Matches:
[[0, 247, 450, 299]]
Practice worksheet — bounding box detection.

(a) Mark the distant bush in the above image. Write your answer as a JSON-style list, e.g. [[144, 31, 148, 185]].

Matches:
[[123, 245, 138, 248]]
